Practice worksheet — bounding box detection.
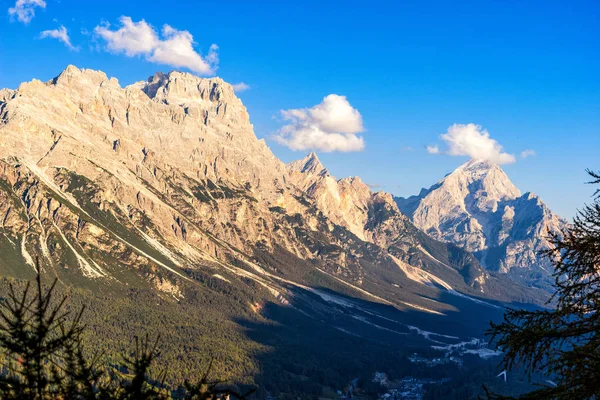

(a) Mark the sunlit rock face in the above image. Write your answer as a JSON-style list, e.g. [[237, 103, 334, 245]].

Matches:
[[0, 65, 307, 283], [0, 66, 548, 313], [287, 152, 416, 248], [396, 159, 567, 287]]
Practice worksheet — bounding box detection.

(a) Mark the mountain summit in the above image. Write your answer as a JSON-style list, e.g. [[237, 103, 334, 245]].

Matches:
[[287, 152, 328, 176], [396, 159, 567, 288], [0, 66, 553, 395], [0, 66, 550, 304]]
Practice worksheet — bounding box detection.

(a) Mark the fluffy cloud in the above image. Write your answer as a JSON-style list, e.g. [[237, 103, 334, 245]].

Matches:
[[8, 0, 45, 24], [521, 149, 536, 158], [40, 26, 77, 50], [232, 82, 250, 93], [428, 123, 516, 164], [94, 17, 217, 75], [275, 94, 365, 152], [95, 17, 156, 56]]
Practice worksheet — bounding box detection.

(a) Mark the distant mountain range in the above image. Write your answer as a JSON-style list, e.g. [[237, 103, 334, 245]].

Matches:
[[0, 66, 559, 396], [396, 159, 567, 289]]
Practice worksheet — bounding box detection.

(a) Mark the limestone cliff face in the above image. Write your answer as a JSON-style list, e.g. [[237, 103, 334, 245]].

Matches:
[[288, 153, 372, 241], [287, 153, 415, 247], [0, 66, 547, 312], [0, 66, 313, 281], [0, 66, 285, 194], [396, 159, 567, 286], [286, 153, 492, 290]]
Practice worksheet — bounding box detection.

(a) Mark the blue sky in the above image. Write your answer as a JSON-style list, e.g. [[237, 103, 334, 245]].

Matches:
[[1, 0, 598, 219]]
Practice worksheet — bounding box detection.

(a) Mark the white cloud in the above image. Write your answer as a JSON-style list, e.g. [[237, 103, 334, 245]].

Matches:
[[94, 17, 158, 56], [149, 26, 217, 74], [521, 149, 536, 158], [428, 123, 516, 164], [426, 145, 440, 154], [232, 82, 250, 92], [8, 0, 45, 24], [94, 16, 217, 75], [275, 94, 365, 152], [40, 25, 77, 50]]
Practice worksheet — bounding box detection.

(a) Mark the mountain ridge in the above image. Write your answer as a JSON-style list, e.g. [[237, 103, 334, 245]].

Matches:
[[0, 65, 551, 394], [396, 158, 567, 288], [0, 65, 551, 303]]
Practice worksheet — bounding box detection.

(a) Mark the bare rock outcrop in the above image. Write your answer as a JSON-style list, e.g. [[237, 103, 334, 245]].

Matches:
[[396, 159, 567, 286], [0, 66, 548, 312]]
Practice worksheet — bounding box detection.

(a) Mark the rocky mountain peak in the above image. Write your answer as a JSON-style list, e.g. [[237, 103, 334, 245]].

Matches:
[[395, 159, 566, 287], [523, 191, 541, 202], [131, 71, 231, 105], [460, 158, 495, 171], [339, 176, 371, 194], [0, 65, 286, 197], [450, 159, 521, 201], [287, 152, 328, 176], [51, 64, 118, 89], [134, 71, 169, 98], [0, 88, 14, 103], [129, 70, 252, 134]]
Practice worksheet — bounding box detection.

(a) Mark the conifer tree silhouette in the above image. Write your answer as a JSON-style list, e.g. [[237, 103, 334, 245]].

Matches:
[[0, 259, 256, 399], [486, 169, 600, 399]]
